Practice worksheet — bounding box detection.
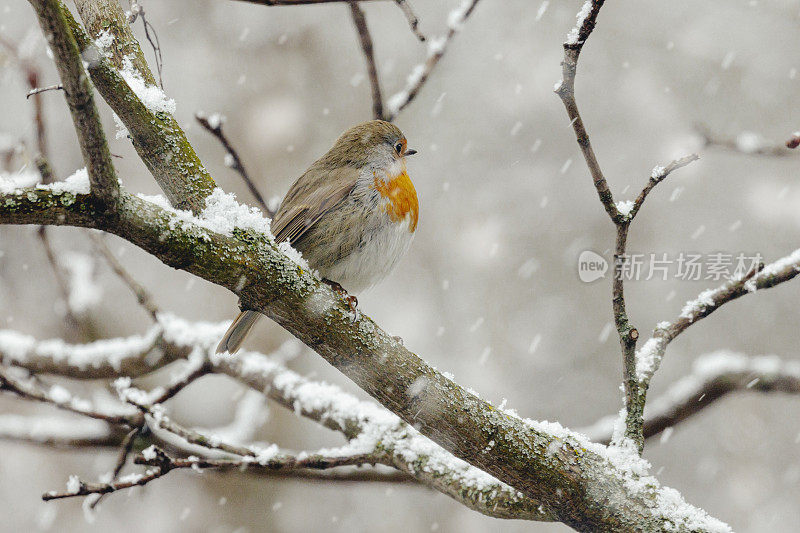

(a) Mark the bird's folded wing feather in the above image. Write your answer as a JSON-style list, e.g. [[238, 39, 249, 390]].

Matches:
[[272, 166, 360, 246]]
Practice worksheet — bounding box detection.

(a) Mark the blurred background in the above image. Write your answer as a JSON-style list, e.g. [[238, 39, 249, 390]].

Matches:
[[1, 0, 799, 531]]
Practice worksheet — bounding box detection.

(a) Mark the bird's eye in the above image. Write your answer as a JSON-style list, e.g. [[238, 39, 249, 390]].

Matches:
[[394, 142, 403, 154]]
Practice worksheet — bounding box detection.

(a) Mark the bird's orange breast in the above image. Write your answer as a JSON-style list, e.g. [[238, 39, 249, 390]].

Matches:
[[373, 169, 418, 232]]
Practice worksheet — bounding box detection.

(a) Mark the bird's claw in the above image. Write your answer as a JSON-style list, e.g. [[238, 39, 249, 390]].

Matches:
[[323, 279, 359, 322]]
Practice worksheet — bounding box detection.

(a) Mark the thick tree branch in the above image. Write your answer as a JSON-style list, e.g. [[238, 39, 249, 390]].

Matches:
[[0, 178, 730, 530], [28, 0, 120, 207], [68, 0, 216, 214]]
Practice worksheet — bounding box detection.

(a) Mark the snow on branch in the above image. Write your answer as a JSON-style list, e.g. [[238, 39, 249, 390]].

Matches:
[[636, 250, 800, 387], [0, 364, 139, 426], [69, 0, 216, 213], [583, 352, 800, 444], [385, 0, 482, 120], [29, 0, 120, 207], [0, 414, 120, 448]]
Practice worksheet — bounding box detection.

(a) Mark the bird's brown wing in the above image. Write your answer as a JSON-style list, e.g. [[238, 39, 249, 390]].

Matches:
[[272, 166, 360, 246]]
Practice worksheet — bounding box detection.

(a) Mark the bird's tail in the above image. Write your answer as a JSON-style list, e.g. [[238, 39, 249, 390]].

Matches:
[[216, 310, 261, 354]]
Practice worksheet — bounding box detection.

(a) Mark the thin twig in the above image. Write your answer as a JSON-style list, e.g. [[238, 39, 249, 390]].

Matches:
[[385, 0, 482, 121], [135, 447, 386, 471], [695, 124, 796, 157], [89, 233, 160, 320], [26, 84, 63, 99], [44, 445, 389, 501], [127, 1, 164, 88], [37, 226, 97, 341], [89, 426, 141, 509], [0, 365, 141, 427], [392, 0, 425, 41], [148, 359, 211, 405], [554, 1, 617, 223], [349, 1, 385, 120], [627, 154, 699, 221], [195, 112, 272, 216]]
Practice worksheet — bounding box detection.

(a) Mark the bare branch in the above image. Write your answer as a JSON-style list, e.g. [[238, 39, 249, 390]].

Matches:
[[0, 319, 201, 380], [88, 426, 141, 509], [385, 0, 482, 121], [696, 124, 797, 157], [89, 233, 160, 320], [44, 444, 388, 501], [391, 0, 425, 41], [28, 0, 120, 207], [42, 466, 164, 501], [147, 356, 210, 405], [26, 84, 63, 99], [37, 226, 98, 340], [126, 1, 164, 88], [635, 252, 800, 388], [195, 112, 271, 216], [554, 1, 618, 222], [0, 413, 122, 447], [349, 2, 385, 120]]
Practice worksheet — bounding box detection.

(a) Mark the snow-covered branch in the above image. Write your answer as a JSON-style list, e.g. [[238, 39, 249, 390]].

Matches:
[[0, 364, 139, 426], [29, 0, 120, 207], [635, 250, 800, 387], [385, 0, 482, 120], [70, 0, 216, 214], [584, 352, 800, 444], [0, 414, 121, 448]]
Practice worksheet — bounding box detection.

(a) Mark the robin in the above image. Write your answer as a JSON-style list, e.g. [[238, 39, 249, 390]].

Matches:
[[216, 120, 418, 354]]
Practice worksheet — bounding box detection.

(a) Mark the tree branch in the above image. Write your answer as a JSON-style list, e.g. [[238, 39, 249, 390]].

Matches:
[[695, 124, 798, 157], [195, 112, 272, 217], [385, 0, 482, 121], [89, 233, 160, 320], [0, 364, 140, 426], [349, 1, 385, 120], [0, 177, 730, 530], [28, 0, 120, 207], [584, 352, 800, 444], [0, 413, 123, 447], [68, 0, 216, 214], [554, 0, 618, 223]]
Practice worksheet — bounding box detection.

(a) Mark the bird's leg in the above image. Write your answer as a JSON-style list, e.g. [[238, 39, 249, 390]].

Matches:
[[323, 279, 359, 320]]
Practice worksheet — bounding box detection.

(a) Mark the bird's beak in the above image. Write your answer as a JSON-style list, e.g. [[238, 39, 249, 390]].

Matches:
[[404, 149, 418, 156]]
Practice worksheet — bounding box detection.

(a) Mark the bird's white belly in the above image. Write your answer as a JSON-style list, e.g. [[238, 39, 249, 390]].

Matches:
[[320, 214, 415, 294]]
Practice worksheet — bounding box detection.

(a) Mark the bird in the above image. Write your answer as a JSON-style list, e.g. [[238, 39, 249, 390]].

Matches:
[[216, 120, 418, 354]]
